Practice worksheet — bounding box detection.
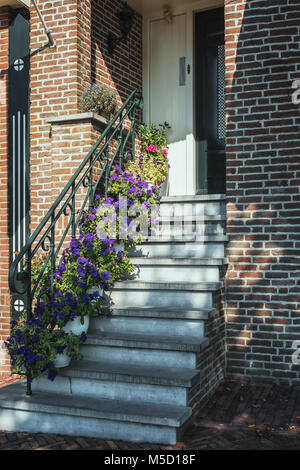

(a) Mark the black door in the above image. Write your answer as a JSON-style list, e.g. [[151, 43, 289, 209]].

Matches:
[[8, 12, 30, 318], [195, 7, 225, 194]]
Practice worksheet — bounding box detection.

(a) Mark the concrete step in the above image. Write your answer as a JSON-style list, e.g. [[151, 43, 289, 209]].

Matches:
[[63, 360, 200, 387], [159, 194, 226, 218], [0, 381, 191, 445], [109, 306, 216, 320], [81, 332, 209, 369], [151, 215, 226, 237], [90, 315, 205, 337], [127, 257, 227, 283], [84, 331, 209, 353], [128, 236, 227, 258], [130, 257, 227, 265], [82, 344, 197, 369], [108, 281, 223, 309], [32, 360, 199, 407]]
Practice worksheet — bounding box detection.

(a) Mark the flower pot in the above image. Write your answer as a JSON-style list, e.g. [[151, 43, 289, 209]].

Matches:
[[160, 171, 169, 197], [62, 315, 90, 336], [55, 351, 71, 368], [98, 110, 111, 121], [114, 241, 125, 252]]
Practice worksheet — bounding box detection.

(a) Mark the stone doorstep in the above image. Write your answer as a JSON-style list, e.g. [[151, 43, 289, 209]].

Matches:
[[160, 194, 226, 203], [128, 257, 228, 266], [109, 306, 217, 320], [133, 235, 229, 243], [112, 280, 223, 291], [157, 215, 226, 222]]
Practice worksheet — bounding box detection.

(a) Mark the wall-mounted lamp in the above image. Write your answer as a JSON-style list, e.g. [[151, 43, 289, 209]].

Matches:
[[163, 8, 173, 24], [107, 2, 134, 56]]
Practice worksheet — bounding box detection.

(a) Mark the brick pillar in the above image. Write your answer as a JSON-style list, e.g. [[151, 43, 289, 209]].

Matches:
[[29, 0, 92, 230], [0, 7, 12, 375], [224, 0, 300, 385]]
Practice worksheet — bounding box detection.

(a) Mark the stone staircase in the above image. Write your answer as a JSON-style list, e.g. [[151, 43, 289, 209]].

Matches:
[[0, 195, 227, 445]]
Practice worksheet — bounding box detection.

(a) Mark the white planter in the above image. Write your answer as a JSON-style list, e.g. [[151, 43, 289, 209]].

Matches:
[[55, 351, 71, 368], [62, 315, 90, 336], [87, 287, 104, 298], [114, 241, 125, 252]]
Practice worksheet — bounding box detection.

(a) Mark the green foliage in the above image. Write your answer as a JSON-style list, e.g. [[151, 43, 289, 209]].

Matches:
[[52, 329, 84, 362], [137, 122, 171, 150], [28, 251, 51, 295], [5, 120, 170, 384], [3, 310, 85, 382]]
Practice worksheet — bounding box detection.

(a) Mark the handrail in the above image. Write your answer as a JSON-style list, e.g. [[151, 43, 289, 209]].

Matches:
[[9, 89, 143, 316]]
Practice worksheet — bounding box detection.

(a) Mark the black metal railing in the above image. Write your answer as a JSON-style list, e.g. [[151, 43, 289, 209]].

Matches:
[[9, 89, 142, 331]]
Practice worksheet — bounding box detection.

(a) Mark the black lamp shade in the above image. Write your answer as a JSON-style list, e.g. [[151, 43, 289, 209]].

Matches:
[[117, 5, 134, 40]]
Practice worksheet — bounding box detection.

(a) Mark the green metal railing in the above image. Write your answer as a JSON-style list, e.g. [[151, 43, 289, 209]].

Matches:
[[9, 89, 142, 335]]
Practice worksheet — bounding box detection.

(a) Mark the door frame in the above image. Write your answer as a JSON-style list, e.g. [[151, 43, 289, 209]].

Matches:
[[142, 0, 224, 195]]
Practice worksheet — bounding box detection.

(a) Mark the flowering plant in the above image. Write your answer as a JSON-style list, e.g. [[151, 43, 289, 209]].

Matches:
[[3, 312, 86, 383], [126, 152, 168, 188], [80, 84, 118, 119], [137, 122, 171, 150], [107, 165, 162, 243], [52, 329, 85, 363], [5, 121, 170, 384]]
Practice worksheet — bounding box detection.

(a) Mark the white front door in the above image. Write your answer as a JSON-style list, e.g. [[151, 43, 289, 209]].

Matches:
[[146, 13, 192, 196]]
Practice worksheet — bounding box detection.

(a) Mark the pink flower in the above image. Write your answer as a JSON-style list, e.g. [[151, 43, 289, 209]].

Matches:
[[146, 144, 158, 153], [162, 149, 168, 156]]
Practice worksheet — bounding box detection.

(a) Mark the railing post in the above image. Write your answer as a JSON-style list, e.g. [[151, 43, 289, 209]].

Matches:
[[50, 213, 55, 299], [104, 139, 109, 196], [132, 115, 136, 163], [88, 154, 94, 209], [71, 182, 76, 238], [118, 111, 124, 169], [26, 246, 32, 396]]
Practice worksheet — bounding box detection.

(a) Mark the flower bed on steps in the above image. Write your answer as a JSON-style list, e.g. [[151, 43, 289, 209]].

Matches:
[[4, 124, 170, 384]]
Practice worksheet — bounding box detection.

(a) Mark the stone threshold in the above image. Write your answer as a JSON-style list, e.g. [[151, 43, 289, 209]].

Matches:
[[47, 112, 109, 127]]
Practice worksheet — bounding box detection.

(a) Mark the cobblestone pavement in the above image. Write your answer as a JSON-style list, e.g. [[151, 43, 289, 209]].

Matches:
[[0, 375, 300, 450]]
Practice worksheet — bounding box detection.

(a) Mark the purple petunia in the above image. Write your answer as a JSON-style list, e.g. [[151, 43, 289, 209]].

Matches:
[[101, 271, 110, 281]]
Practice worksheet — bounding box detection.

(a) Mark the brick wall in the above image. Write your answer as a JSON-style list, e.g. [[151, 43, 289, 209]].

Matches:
[[190, 289, 226, 411], [91, 0, 143, 106], [225, 0, 300, 385], [30, 0, 143, 231], [0, 7, 12, 375], [29, 0, 83, 230]]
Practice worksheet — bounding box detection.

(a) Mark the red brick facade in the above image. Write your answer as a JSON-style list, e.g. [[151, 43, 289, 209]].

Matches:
[[225, 0, 300, 385], [29, 0, 142, 229], [90, 0, 143, 103], [0, 0, 299, 386]]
